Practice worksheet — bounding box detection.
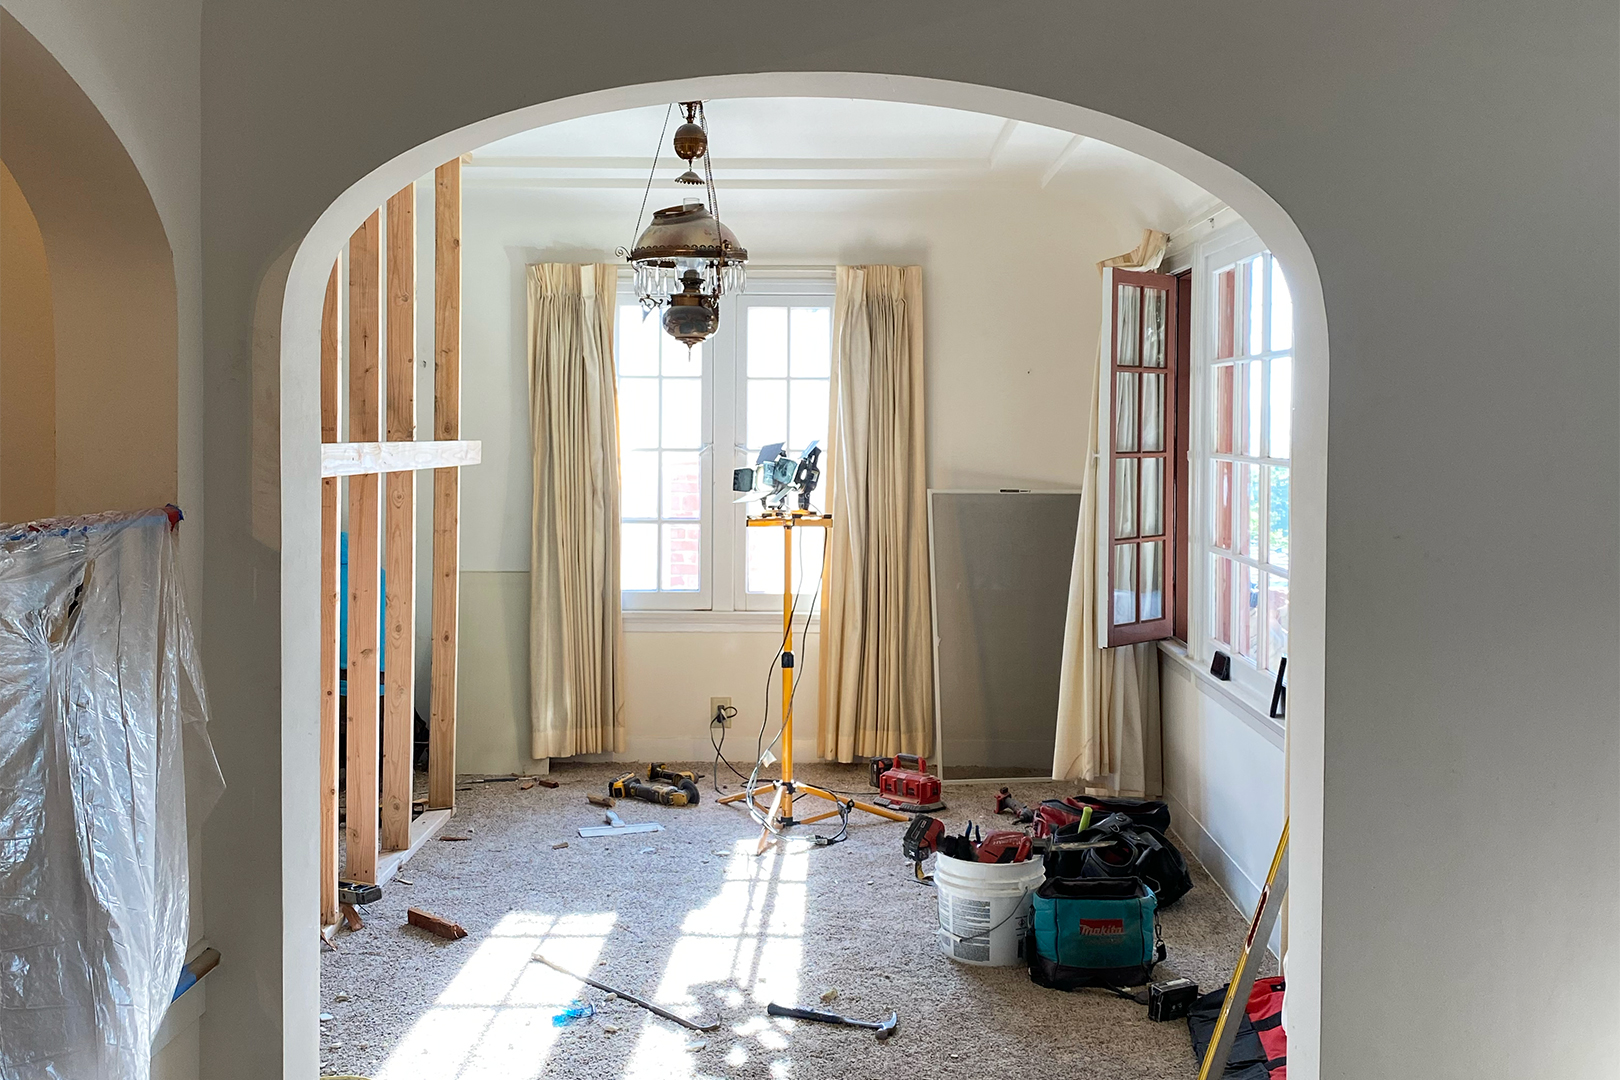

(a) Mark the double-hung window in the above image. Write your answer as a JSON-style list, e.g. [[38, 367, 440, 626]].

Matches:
[[1191, 228, 1292, 704], [616, 275, 833, 615]]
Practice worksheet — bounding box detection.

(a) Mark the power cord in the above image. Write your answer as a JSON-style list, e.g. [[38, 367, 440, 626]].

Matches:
[[813, 797, 853, 847], [709, 704, 748, 793]]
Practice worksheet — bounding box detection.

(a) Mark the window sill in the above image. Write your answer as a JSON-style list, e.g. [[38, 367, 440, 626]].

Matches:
[[622, 609, 819, 634], [1157, 640, 1285, 748]]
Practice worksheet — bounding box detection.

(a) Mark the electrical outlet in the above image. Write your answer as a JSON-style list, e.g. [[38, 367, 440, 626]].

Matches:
[[710, 696, 733, 727]]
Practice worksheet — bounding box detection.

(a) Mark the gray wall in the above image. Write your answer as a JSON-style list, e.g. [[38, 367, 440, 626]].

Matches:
[[22, 2, 1619, 1078]]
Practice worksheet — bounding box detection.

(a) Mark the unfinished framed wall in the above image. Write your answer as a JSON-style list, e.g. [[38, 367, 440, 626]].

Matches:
[[317, 159, 479, 926]]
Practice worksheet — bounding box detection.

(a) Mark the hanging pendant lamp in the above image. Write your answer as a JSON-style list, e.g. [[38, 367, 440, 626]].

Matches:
[[621, 101, 747, 347]]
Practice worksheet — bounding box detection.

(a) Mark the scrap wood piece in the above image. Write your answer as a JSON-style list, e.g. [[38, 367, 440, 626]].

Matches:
[[339, 903, 364, 931], [534, 777, 560, 788], [517, 777, 538, 791], [438, 834, 472, 842], [407, 906, 468, 940], [587, 793, 616, 808]]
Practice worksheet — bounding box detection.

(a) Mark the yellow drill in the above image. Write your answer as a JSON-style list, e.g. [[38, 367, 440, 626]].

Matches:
[[609, 772, 701, 807]]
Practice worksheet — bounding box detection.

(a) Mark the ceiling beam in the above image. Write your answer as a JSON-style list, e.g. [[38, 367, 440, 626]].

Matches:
[[986, 119, 1019, 167], [461, 176, 1044, 192], [1040, 135, 1087, 188], [465, 155, 986, 173]]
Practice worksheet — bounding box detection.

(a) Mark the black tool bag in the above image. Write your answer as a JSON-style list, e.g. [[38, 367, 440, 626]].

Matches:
[[1061, 795, 1171, 832], [1045, 813, 1194, 908]]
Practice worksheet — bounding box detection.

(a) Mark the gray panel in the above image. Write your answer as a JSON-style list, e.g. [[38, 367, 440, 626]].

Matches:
[[929, 491, 1081, 780]]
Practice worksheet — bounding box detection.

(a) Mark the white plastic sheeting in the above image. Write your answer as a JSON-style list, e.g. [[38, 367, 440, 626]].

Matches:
[[0, 508, 222, 1080]]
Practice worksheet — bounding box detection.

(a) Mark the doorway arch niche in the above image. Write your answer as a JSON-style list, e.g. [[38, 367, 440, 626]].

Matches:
[[278, 71, 1329, 1075]]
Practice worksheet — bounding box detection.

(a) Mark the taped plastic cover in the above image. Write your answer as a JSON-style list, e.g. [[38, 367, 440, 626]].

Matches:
[[0, 508, 223, 1080]]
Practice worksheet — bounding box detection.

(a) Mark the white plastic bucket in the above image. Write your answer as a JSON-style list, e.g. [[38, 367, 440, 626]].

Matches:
[[933, 855, 1046, 966]]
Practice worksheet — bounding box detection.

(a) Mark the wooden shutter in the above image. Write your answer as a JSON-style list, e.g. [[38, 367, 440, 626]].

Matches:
[[1105, 269, 1179, 646]]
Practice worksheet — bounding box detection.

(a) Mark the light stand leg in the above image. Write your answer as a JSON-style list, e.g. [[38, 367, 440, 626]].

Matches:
[[722, 513, 907, 847]]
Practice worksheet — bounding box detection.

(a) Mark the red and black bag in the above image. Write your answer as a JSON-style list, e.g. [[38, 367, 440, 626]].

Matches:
[[1031, 795, 1171, 837], [1187, 977, 1286, 1079], [1062, 795, 1171, 832]]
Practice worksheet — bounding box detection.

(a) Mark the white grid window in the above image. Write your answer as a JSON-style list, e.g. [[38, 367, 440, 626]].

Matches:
[[738, 301, 831, 608], [616, 305, 710, 609], [1194, 230, 1292, 703], [616, 276, 833, 615]]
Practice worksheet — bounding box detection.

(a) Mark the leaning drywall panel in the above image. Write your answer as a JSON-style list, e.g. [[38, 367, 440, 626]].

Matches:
[[928, 490, 1081, 780]]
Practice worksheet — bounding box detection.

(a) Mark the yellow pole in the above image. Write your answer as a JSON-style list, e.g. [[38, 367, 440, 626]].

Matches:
[[781, 518, 795, 820]]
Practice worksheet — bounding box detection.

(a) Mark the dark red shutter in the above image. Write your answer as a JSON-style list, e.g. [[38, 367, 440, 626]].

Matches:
[[1106, 269, 1179, 647]]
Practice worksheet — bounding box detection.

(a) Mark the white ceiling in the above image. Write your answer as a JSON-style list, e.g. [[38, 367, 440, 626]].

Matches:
[[467, 98, 1218, 225]]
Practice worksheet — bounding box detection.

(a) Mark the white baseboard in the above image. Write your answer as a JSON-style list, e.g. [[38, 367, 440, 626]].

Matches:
[[1166, 789, 1262, 914], [1165, 789, 1281, 960]]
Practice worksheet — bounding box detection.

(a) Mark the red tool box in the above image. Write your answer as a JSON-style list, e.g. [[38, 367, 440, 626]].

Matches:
[[869, 754, 946, 813]]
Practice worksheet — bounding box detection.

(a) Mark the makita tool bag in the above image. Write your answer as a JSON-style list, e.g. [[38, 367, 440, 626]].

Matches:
[[1028, 877, 1161, 991]]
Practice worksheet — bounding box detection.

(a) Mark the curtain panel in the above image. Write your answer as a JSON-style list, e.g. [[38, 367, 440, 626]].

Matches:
[[1052, 231, 1168, 794], [818, 265, 934, 762], [527, 263, 625, 758]]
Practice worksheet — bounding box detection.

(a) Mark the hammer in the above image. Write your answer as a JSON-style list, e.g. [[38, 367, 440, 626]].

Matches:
[[766, 1002, 898, 1041]]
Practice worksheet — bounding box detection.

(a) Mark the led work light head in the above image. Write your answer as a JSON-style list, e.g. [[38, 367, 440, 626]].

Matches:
[[732, 441, 822, 514]]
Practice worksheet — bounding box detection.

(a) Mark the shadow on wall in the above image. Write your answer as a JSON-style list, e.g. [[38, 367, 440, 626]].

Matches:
[[0, 11, 177, 519]]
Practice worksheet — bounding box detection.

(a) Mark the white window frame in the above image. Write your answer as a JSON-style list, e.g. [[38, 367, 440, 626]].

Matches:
[[616, 270, 834, 623], [1188, 225, 1291, 710]]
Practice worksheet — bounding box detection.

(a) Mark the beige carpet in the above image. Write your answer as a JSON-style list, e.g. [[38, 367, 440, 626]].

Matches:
[[319, 761, 1270, 1080]]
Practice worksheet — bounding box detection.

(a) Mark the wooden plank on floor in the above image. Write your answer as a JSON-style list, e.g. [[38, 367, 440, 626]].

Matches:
[[382, 184, 416, 853], [319, 438, 481, 476], [319, 259, 342, 926], [375, 808, 455, 885], [429, 158, 461, 810], [345, 210, 382, 885]]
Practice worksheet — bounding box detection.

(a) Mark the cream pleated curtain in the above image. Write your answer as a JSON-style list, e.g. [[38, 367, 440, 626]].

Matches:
[[527, 263, 625, 758], [1052, 231, 1168, 794], [818, 265, 935, 761]]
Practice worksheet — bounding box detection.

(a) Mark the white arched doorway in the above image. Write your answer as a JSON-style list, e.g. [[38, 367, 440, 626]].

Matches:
[[278, 71, 1329, 1076]]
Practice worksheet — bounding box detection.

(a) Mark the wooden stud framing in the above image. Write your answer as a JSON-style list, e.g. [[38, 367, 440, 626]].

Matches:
[[345, 210, 382, 885], [319, 161, 472, 920], [429, 159, 461, 810], [319, 261, 342, 926], [381, 185, 416, 852]]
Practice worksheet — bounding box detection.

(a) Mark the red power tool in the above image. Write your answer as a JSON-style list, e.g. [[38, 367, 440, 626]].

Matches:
[[869, 754, 946, 813], [903, 816, 1033, 881]]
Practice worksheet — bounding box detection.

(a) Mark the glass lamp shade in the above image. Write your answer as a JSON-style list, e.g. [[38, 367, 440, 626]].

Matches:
[[662, 295, 719, 348]]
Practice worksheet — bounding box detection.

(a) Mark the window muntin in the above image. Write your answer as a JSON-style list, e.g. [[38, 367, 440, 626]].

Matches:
[[1198, 240, 1292, 694]]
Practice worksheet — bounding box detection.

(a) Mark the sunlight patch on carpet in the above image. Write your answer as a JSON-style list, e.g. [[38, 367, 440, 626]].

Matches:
[[622, 837, 810, 1078], [375, 911, 615, 1080]]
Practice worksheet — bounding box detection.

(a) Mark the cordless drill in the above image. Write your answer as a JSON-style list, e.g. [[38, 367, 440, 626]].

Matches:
[[609, 772, 701, 807], [648, 762, 701, 786]]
